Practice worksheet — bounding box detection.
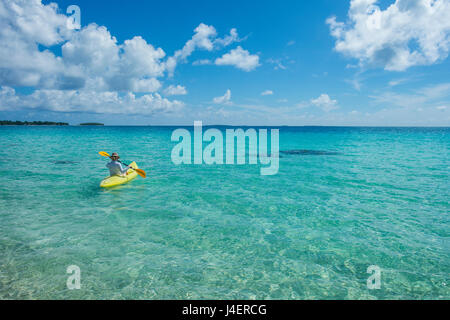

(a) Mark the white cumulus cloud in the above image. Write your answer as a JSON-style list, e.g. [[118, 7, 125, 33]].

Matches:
[[0, 0, 254, 116], [311, 94, 338, 112], [0, 86, 183, 115], [0, 0, 72, 88], [61, 25, 166, 92], [214, 28, 241, 47], [0, 0, 167, 93], [215, 46, 260, 71], [192, 59, 213, 66], [164, 85, 187, 96], [166, 24, 241, 76], [213, 89, 232, 105], [261, 90, 273, 96], [327, 0, 450, 71]]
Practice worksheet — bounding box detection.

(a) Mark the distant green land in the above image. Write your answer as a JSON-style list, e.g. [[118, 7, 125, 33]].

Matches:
[[79, 122, 104, 126], [0, 120, 68, 126]]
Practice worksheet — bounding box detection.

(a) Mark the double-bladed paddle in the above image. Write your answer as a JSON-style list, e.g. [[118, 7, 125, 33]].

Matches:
[[99, 151, 147, 178]]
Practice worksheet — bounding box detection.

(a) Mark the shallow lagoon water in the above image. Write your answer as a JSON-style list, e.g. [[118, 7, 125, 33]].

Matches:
[[0, 126, 448, 299]]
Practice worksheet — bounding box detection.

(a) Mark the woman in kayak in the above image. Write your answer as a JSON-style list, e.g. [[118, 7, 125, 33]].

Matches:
[[107, 152, 131, 177]]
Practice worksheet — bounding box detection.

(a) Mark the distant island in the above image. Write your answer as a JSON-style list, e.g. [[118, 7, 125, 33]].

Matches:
[[0, 120, 68, 126], [79, 122, 104, 126]]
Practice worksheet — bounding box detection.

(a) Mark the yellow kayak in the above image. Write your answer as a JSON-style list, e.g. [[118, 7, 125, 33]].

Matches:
[[100, 161, 139, 188]]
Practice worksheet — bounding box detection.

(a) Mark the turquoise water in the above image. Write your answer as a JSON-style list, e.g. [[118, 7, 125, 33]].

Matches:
[[0, 126, 448, 299]]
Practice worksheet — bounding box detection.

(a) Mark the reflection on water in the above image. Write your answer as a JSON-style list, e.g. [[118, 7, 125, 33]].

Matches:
[[53, 160, 79, 165], [280, 149, 341, 155]]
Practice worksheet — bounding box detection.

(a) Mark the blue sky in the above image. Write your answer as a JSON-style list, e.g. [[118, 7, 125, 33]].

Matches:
[[0, 0, 449, 125]]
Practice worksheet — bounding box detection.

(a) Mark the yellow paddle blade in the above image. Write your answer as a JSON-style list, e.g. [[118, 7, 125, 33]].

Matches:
[[134, 168, 146, 178], [99, 151, 110, 157]]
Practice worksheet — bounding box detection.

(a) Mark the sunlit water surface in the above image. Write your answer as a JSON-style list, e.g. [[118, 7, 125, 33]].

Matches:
[[0, 126, 448, 299]]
